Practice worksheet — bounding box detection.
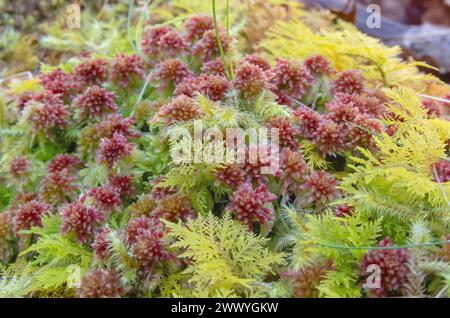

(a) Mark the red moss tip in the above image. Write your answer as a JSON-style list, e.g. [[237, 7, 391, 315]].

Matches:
[[125, 216, 172, 269], [152, 193, 196, 222], [267, 117, 300, 149], [285, 261, 333, 298], [184, 14, 215, 42], [334, 204, 354, 217], [201, 57, 232, 77], [39, 69, 81, 98], [88, 185, 122, 213], [109, 53, 145, 88], [60, 199, 106, 243], [332, 70, 365, 95], [141, 26, 174, 57], [152, 58, 193, 92], [47, 154, 82, 174], [279, 147, 308, 195], [77, 268, 123, 298], [91, 227, 111, 260], [193, 28, 231, 61], [27, 91, 70, 134], [225, 183, 277, 230], [293, 107, 322, 139], [40, 169, 78, 204], [75, 86, 118, 120], [271, 58, 313, 106], [156, 95, 204, 123], [303, 55, 335, 76], [433, 159, 450, 183], [216, 163, 247, 189], [74, 58, 109, 86], [97, 133, 134, 167], [9, 156, 30, 179], [233, 62, 271, 99], [312, 118, 346, 156], [12, 199, 52, 235], [361, 237, 410, 297], [241, 54, 272, 72], [97, 114, 140, 139], [300, 170, 340, 205]]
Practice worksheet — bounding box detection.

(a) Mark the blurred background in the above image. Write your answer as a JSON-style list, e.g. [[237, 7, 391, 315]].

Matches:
[[1, 0, 450, 82]]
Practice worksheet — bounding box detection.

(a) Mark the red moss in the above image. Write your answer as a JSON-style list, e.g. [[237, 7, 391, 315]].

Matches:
[[361, 237, 410, 297], [74, 58, 109, 86], [108, 174, 135, 198], [216, 163, 247, 189], [47, 154, 82, 173], [284, 261, 333, 298], [433, 159, 450, 183], [40, 170, 78, 204], [88, 185, 122, 213], [27, 91, 69, 135], [91, 227, 111, 260], [75, 86, 118, 120], [193, 29, 231, 61], [152, 193, 196, 222], [332, 70, 365, 95], [9, 156, 30, 179], [152, 58, 193, 92], [271, 58, 313, 106], [279, 147, 308, 195], [334, 204, 354, 217], [156, 95, 204, 123], [293, 107, 322, 139], [97, 133, 134, 167], [225, 183, 277, 230], [77, 269, 123, 298], [196, 74, 230, 101], [97, 114, 140, 139], [201, 57, 230, 76], [158, 30, 189, 57], [300, 170, 340, 205], [267, 117, 300, 149], [233, 62, 270, 99], [12, 200, 52, 235], [39, 69, 81, 98], [109, 53, 145, 88], [60, 198, 106, 243], [312, 119, 346, 156], [184, 14, 215, 42], [141, 26, 174, 57], [241, 54, 272, 72], [303, 55, 334, 76]]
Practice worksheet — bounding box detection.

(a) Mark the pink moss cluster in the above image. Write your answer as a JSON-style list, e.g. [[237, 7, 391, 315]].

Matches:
[[300, 171, 340, 205], [40, 169, 78, 204], [109, 53, 145, 88], [156, 95, 204, 123], [60, 198, 106, 243], [9, 156, 30, 179], [39, 69, 81, 99], [271, 58, 314, 106], [125, 216, 172, 270], [26, 91, 70, 135], [75, 86, 118, 120], [74, 58, 109, 86], [12, 199, 52, 235], [97, 133, 134, 167], [77, 269, 123, 298], [225, 183, 277, 230], [233, 62, 271, 99], [361, 237, 410, 297]]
